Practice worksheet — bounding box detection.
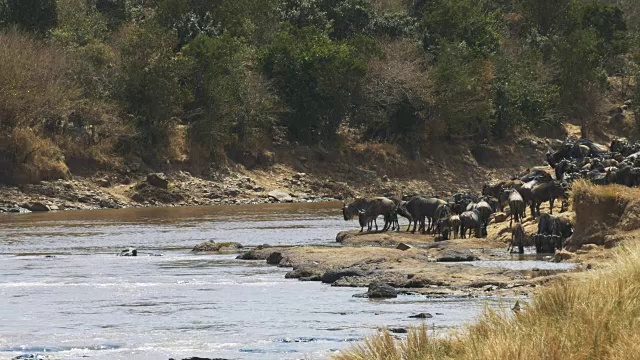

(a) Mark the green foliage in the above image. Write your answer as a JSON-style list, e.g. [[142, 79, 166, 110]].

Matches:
[[421, 0, 502, 58], [433, 42, 494, 137], [279, 0, 373, 40], [262, 26, 368, 144], [52, 0, 109, 46], [518, 0, 576, 37], [553, 29, 606, 121], [182, 34, 280, 155], [0, 0, 57, 34], [580, 1, 629, 73], [117, 24, 192, 150], [492, 47, 560, 137]]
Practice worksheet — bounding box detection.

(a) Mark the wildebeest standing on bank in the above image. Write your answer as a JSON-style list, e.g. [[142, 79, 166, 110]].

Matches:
[[535, 213, 573, 253], [343, 198, 371, 220], [508, 222, 526, 254], [475, 200, 493, 237], [459, 210, 482, 238], [449, 215, 461, 239], [530, 181, 570, 218], [404, 196, 447, 233], [507, 189, 525, 227], [358, 197, 396, 232]]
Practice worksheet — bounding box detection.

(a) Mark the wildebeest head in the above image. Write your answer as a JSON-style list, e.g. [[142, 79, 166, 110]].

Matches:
[[357, 209, 367, 228], [342, 203, 350, 220]]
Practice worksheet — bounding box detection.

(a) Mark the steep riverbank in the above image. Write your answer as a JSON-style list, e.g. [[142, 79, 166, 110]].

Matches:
[[0, 135, 555, 213]]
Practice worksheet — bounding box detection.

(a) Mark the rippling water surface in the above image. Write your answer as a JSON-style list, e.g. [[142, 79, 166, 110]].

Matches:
[[0, 203, 509, 359]]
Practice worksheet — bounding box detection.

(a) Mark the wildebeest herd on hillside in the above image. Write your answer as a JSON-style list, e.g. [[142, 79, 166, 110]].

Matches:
[[342, 137, 640, 254]]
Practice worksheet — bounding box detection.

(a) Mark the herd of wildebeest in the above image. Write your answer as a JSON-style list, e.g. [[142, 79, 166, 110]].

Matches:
[[342, 137, 640, 254]]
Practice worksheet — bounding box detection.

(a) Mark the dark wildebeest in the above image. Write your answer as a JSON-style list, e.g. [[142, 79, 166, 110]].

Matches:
[[449, 215, 461, 239], [507, 189, 525, 227], [358, 197, 396, 232], [535, 213, 573, 253], [388, 201, 413, 231], [343, 198, 373, 222], [460, 210, 482, 239], [404, 196, 447, 233], [508, 222, 526, 254], [451, 193, 479, 215], [475, 200, 493, 237], [530, 181, 570, 218]]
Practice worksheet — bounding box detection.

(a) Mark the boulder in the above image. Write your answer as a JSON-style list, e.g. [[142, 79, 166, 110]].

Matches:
[[147, 173, 169, 189], [434, 249, 478, 262], [285, 265, 325, 280], [321, 269, 365, 284], [21, 202, 49, 212], [492, 212, 508, 223], [120, 247, 137, 256], [409, 313, 433, 319], [396, 243, 412, 251], [192, 241, 243, 252], [266, 252, 283, 265], [268, 189, 293, 202], [366, 282, 398, 299]]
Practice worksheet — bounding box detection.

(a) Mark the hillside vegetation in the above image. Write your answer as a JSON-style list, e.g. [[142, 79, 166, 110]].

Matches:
[[1, 0, 640, 184]]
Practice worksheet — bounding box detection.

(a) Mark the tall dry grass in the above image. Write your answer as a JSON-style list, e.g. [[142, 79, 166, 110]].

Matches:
[[335, 241, 640, 360]]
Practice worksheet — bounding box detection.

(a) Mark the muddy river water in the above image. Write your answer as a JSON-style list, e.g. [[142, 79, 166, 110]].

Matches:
[[0, 202, 567, 359]]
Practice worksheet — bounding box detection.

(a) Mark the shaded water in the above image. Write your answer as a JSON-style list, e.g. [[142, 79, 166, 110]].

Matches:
[[1, 203, 511, 360]]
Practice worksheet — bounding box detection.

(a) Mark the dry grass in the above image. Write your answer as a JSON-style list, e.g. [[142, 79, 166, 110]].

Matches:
[[335, 241, 640, 360], [0, 28, 80, 128], [569, 180, 640, 248]]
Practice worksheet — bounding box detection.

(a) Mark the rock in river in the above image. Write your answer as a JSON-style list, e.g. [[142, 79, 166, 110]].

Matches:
[[434, 249, 478, 262], [192, 241, 243, 252], [365, 282, 398, 299], [321, 269, 365, 284], [21, 202, 50, 212], [266, 251, 283, 265], [268, 189, 293, 202], [409, 313, 433, 319], [119, 247, 137, 256]]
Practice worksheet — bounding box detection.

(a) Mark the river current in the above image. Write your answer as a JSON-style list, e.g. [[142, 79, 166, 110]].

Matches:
[[1, 203, 510, 360]]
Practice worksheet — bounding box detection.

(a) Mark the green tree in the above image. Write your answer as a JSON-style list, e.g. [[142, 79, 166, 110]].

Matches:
[[553, 29, 605, 138], [261, 26, 368, 143], [421, 0, 501, 58], [433, 42, 494, 138], [580, 2, 629, 73], [118, 24, 192, 152], [1, 0, 57, 34], [518, 0, 575, 37], [492, 46, 559, 137]]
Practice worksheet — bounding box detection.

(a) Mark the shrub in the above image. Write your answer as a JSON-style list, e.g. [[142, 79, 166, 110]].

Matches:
[[420, 0, 502, 58], [432, 42, 494, 138], [492, 45, 560, 137], [117, 24, 192, 155], [261, 26, 368, 144], [0, 0, 57, 34]]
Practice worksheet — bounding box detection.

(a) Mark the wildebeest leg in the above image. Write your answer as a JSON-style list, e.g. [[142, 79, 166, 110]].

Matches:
[[460, 225, 466, 239], [549, 199, 554, 215], [374, 218, 378, 231]]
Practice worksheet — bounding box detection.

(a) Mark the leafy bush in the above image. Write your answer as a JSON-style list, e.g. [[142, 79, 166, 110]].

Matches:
[[181, 34, 281, 158], [261, 26, 368, 144], [421, 0, 501, 58], [117, 24, 192, 153], [279, 0, 373, 40], [432, 42, 494, 138], [0, 0, 57, 34], [492, 46, 560, 137]]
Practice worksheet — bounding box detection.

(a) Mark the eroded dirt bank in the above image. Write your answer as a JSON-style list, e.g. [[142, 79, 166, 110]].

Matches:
[[0, 137, 553, 213]]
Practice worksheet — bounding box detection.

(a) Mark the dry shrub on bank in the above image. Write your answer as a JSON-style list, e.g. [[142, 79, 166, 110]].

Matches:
[[335, 241, 640, 360], [0, 128, 70, 184], [0, 29, 80, 128]]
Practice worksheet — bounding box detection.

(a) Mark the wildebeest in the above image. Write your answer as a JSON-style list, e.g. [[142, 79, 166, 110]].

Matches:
[[387, 202, 413, 231], [459, 210, 482, 238], [475, 200, 493, 237], [451, 193, 479, 214], [508, 222, 526, 254], [343, 198, 371, 221], [530, 181, 570, 218], [507, 189, 525, 227], [449, 215, 461, 239], [357, 197, 396, 232], [535, 213, 573, 253], [404, 196, 447, 233]]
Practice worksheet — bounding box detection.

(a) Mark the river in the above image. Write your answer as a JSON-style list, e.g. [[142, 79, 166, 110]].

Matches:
[[0, 202, 511, 360]]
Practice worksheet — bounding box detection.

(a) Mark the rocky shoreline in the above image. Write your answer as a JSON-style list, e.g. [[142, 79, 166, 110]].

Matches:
[[229, 228, 585, 299], [0, 170, 346, 214]]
